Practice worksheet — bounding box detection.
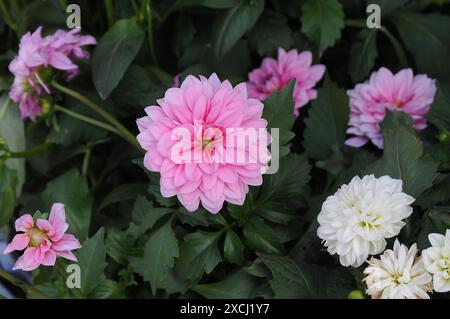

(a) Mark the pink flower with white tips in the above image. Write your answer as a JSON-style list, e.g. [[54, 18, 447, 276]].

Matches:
[[3, 203, 81, 271]]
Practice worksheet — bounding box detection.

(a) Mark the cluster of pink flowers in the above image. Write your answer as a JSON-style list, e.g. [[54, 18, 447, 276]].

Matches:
[[3, 203, 81, 271], [346, 68, 436, 148], [9, 27, 96, 120], [247, 48, 326, 116], [137, 73, 271, 214]]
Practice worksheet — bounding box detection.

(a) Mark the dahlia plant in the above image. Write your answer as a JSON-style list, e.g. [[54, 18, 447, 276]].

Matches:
[[0, 0, 449, 301]]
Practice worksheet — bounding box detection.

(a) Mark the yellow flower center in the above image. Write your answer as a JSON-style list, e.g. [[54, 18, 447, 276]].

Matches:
[[27, 227, 48, 247]]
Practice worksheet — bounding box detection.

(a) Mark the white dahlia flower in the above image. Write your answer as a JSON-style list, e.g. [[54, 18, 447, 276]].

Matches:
[[422, 230, 450, 293], [363, 240, 432, 299], [317, 175, 414, 267]]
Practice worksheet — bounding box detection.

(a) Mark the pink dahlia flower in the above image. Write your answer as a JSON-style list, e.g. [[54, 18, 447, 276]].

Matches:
[[137, 73, 271, 214], [247, 48, 326, 116], [8, 27, 96, 120], [346, 68, 436, 149], [3, 203, 81, 271]]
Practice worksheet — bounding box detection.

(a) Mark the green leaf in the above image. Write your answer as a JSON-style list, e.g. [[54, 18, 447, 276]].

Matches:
[[92, 18, 145, 99], [369, 112, 439, 198], [247, 10, 294, 56], [303, 78, 349, 160], [174, 0, 237, 9], [16, 1, 66, 37], [428, 82, 450, 131], [131, 196, 173, 232], [0, 165, 17, 226], [89, 279, 125, 299], [99, 183, 147, 211], [301, 0, 345, 51], [417, 206, 450, 249], [43, 169, 93, 240], [113, 65, 171, 109], [260, 254, 314, 298], [393, 13, 450, 81], [243, 217, 284, 254], [259, 154, 311, 204], [263, 81, 296, 156], [176, 231, 222, 280], [417, 174, 450, 209], [212, 0, 264, 58], [259, 202, 298, 225], [105, 227, 140, 265], [141, 220, 179, 295], [349, 29, 378, 82], [224, 229, 245, 265], [0, 95, 25, 196], [367, 0, 408, 16], [193, 270, 258, 299], [76, 228, 107, 296]]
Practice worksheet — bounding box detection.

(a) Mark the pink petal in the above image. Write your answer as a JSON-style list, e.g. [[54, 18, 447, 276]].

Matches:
[[52, 234, 81, 252], [15, 214, 34, 232], [3, 233, 30, 254]]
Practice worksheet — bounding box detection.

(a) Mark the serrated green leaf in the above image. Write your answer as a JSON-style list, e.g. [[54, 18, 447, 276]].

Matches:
[[259, 154, 311, 204], [224, 229, 245, 265], [43, 169, 92, 240], [193, 270, 258, 298], [247, 10, 294, 56], [301, 0, 344, 51], [428, 82, 450, 131], [92, 18, 145, 99], [369, 112, 439, 198], [76, 228, 107, 296], [89, 279, 125, 299], [176, 231, 222, 280], [303, 78, 349, 160], [349, 29, 378, 82], [243, 217, 284, 254], [393, 13, 450, 81], [212, 0, 264, 58], [141, 220, 179, 295]]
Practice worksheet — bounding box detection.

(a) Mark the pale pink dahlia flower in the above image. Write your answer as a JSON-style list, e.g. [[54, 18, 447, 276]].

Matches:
[[3, 203, 81, 271], [137, 73, 271, 214], [346, 68, 436, 149], [9, 27, 96, 120], [247, 48, 326, 116]]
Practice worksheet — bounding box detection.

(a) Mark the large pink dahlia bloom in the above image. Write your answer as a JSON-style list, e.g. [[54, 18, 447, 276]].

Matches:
[[9, 27, 96, 120], [3, 203, 81, 271], [346, 68, 436, 149], [137, 73, 271, 214], [247, 48, 326, 116]]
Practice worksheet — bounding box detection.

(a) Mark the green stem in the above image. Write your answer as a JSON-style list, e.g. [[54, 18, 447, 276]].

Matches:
[[57, 0, 67, 10], [104, 0, 114, 27], [51, 81, 142, 152], [380, 26, 408, 68], [54, 105, 119, 135], [8, 0, 20, 18], [130, 0, 140, 17], [345, 19, 368, 28], [0, 268, 50, 299], [8, 143, 53, 158], [143, 0, 158, 66], [82, 147, 91, 175], [0, 0, 16, 30]]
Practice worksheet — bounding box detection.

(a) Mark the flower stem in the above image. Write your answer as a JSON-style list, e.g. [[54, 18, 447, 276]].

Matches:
[[0, 0, 16, 30], [143, 0, 159, 67], [51, 81, 142, 152], [0, 268, 50, 299], [104, 0, 114, 27], [379, 26, 408, 68], [54, 105, 119, 135], [7, 143, 53, 158]]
